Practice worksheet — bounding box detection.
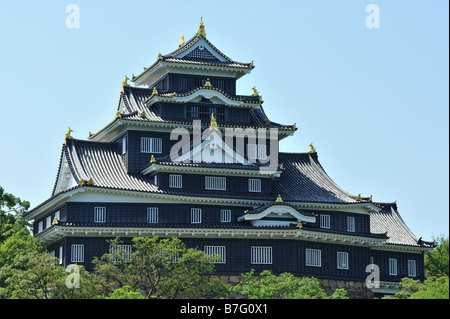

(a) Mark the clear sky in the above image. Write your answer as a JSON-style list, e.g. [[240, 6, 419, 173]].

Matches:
[[0, 0, 448, 241]]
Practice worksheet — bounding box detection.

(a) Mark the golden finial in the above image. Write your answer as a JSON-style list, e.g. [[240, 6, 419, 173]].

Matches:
[[204, 78, 212, 87], [296, 221, 303, 229], [356, 194, 362, 201], [275, 195, 283, 202], [179, 33, 185, 46], [63, 127, 74, 145], [150, 155, 157, 163], [369, 195, 373, 202], [209, 113, 219, 130], [115, 110, 122, 119], [122, 75, 130, 87], [308, 143, 316, 153], [52, 217, 59, 225], [198, 17, 206, 37], [250, 61, 254, 68], [87, 178, 94, 185], [280, 163, 284, 170], [264, 119, 271, 126], [139, 111, 146, 118], [79, 179, 85, 186], [152, 87, 159, 95], [251, 86, 259, 97], [157, 53, 163, 61]]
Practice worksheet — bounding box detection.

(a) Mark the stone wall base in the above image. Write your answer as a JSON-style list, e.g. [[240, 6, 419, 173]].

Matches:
[[205, 275, 375, 299]]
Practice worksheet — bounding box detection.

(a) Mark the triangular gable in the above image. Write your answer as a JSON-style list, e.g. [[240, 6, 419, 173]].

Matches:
[[52, 154, 78, 196]]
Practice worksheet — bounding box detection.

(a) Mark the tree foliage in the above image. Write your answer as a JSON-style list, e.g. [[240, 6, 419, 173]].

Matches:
[[425, 235, 449, 277]]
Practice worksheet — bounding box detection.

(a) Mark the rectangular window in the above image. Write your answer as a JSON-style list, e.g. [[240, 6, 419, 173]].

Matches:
[[140, 137, 162, 154], [122, 137, 127, 154], [94, 207, 106, 223], [59, 246, 63, 265], [110, 245, 132, 263], [179, 76, 188, 91], [248, 178, 262, 192], [347, 216, 355, 232], [46, 216, 52, 228], [54, 210, 60, 222], [320, 215, 330, 229], [389, 258, 398, 276], [408, 260, 417, 277], [169, 174, 182, 188], [251, 246, 272, 264], [147, 207, 159, 223], [205, 176, 226, 190], [38, 221, 43, 233], [220, 209, 232, 222], [337, 252, 349, 270], [71, 244, 84, 262], [247, 144, 267, 160], [204, 246, 226, 264], [305, 248, 322, 267], [191, 208, 202, 224]]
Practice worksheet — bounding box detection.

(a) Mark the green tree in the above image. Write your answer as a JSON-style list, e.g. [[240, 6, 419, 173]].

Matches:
[[0, 186, 30, 244], [425, 235, 449, 277], [229, 269, 348, 299], [386, 276, 449, 299], [93, 236, 228, 299]]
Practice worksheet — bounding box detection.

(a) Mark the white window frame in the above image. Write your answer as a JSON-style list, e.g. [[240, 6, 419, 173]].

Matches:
[[347, 216, 355, 232], [110, 244, 132, 263], [122, 137, 127, 155], [94, 207, 106, 223], [38, 221, 43, 233], [71, 244, 84, 262], [248, 178, 261, 192], [247, 144, 267, 160], [140, 137, 162, 154], [205, 176, 226, 191], [204, 246, 226, 264], [220, 209, 232, 223], [54, 210, 60, 222], [408, 260, 417, 277], [46, 216, 52, 228], [251, 246, 272, 265], [191, 208, 202, 224], [337, 251, 349, 270], [147, 207, 159, 223], [169, 174, 182, 188], [389, 258, 398, 276], [305, 248, 322, 267], [320, 214, 330, 229]]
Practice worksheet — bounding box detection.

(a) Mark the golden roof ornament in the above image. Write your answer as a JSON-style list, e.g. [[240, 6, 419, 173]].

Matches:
[[87, 178, 94, 185], [296, 221, 303, 229], [63, 127, 74, 145], [157, 53, 163, 61], [150, 155, 157, 163], [308, 143, 316, 153], [122, 75, 130, 87], [275, 194, 283, 202], [52, 217, 59, 225], [139, 111, 146, 118], [152, 87, 159, 95], [115, 110, 122, 119], [198, 17, 206, 37], [251, 86, 259, 96], [209, 113, 219, 130], [356, 194, 362, 201], [204, 78, 212, 87], [79, 179, 85, 186], [179, 33, 185, 46], [370, 195, 373, 202]]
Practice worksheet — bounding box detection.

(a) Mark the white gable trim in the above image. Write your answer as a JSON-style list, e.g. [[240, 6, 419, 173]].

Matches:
[[175, 38, 228, 63], [238, 205, 316, 227]]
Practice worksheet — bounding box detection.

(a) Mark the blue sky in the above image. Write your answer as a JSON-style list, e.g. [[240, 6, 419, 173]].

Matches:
[[0, 0, 448, 241]]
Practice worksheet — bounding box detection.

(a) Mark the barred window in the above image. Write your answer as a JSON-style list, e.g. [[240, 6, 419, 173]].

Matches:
[[187, 104, 225, 121], [248, 178, 261, 192], [147, 207, 159, 223], [347, 216, 355, 232], [169, 174, 182, 188], [110, 245, 132, 263], [205, 176, 226, 190], [337, 251, 349, 270], [247, 144, 267, 160], [140, 137, 162, 154], [220, 209, 232, 223], [320, 215, 330, 229], [191, 208, 202, 224], [204, 246, 226, 264], [94, 207, 106, 223], [305, 248, 321, 267], [408, 260, 417, 277], [179, 76, 188, 91], [71, 244, 84, 262], [389, 258, 398, 276], [251, 246, 272, 264]]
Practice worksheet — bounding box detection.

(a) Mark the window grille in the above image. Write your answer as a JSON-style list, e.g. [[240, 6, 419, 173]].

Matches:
[[408, 260, 416, 277], [110, 245, 132, 263], [247, 144, 267, 160], [94, 207, 106, 223], [140, 137, 162, 154], [179, 76, 188, 91], [337, 252, 349, 269], [389, 258, 398, 276], [169, 174, 182, 188], [147, 207, 159, 223], [204, 246, 226, 263], [320, 215, 330, 229], [248, 178, 262, 192], [191, 208, 202, 224], [71, 244, 84, 262], [220, 209, 232, 222], [347, 216, 355, 232], [205, 176, 226, 190], [305, 248, 322, 267], [187, 104, 224, 121], [251, 246, 272, 264]]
